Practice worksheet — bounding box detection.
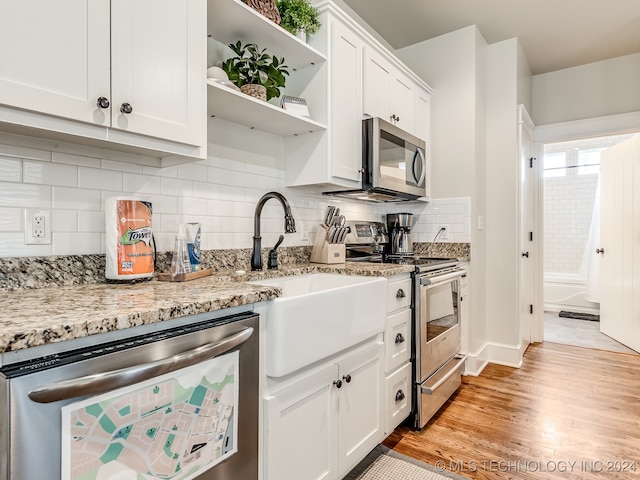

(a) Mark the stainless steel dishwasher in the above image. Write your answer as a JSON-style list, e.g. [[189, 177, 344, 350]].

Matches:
[[0, 310, 259, 480]]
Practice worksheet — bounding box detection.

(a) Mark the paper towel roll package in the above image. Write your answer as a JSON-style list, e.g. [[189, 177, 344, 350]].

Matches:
[[105, 197, 154, 280]]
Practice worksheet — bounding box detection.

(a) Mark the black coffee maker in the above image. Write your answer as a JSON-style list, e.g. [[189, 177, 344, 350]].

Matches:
[[386, 213, 414, 256]]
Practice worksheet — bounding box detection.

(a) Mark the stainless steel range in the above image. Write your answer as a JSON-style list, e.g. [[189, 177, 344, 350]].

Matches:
[[345, 220, 466, 429]]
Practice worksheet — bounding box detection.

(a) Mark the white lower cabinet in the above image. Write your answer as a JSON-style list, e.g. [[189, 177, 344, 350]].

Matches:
[[384, 362, 412, 434], [383, 274, 413, 434], [264, 340, 384, 480]]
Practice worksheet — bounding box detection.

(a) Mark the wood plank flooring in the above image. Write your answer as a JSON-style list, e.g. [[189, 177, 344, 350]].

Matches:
[[384, 342, 640, 479]]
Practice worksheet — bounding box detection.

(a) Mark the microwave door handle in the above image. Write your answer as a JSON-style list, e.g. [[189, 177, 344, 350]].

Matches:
[[412, 147, 426, 186], [27, 326, 254, 404]]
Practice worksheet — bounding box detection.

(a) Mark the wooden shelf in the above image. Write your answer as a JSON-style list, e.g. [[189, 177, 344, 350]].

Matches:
[[207, 80, 326, 136], [207, 0, 326, 70]]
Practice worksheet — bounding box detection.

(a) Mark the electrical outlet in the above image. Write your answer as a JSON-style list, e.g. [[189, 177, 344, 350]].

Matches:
[[299, 226, 309, 243], [438, 224, 449, 240], [25, 209, 51, 245]]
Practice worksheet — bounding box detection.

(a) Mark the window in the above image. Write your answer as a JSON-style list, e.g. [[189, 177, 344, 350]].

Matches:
[[577, 148, 602, 175], [543, 152, 566, 178]]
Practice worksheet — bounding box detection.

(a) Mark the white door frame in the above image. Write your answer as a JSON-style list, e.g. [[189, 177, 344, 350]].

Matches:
[[532, 111, 640, 342]]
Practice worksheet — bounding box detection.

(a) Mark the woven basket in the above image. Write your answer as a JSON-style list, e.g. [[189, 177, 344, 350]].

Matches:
[[243, 0, 281, 25], [241, 84, 267, 102]]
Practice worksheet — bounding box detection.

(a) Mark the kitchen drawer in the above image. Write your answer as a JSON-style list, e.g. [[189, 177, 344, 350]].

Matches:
[[385, 309, 411, 373], [418, 355, 465, 428], [384, 362, 412, 434], [387, 277, 411, 313]]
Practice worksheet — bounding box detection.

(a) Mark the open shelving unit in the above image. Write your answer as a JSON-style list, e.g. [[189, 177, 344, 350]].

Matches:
[[207, 0, 328, 136], [207, 80, 326, 136]]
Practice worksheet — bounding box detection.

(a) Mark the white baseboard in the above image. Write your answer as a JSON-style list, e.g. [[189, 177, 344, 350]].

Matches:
[[462, 341, 523, 376]]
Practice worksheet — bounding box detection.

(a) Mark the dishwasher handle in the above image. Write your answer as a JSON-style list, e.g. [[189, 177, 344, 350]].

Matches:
[[28, 326, 254, 404]]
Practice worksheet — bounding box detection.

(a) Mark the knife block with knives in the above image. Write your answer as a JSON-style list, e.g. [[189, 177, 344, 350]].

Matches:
[[310, 224, 346, 264]]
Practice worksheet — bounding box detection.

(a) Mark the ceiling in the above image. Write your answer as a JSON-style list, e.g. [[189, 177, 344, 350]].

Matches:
[[342, 0, 640, 75]]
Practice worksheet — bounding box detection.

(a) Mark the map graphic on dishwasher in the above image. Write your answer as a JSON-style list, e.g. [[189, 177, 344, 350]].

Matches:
[[61, 351, 239, 480]]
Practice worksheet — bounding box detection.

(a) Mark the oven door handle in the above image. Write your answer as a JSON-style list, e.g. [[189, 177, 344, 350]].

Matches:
[[27, 326, 254, 404], [420, 270, 464, 286]]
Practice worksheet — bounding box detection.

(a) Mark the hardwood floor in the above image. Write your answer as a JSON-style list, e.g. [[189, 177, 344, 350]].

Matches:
[[384, 342, 640, 479]]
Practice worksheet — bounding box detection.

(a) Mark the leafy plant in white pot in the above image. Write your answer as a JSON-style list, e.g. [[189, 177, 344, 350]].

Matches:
[[222, 41, 289, 102], [276, 0, 321, 42]]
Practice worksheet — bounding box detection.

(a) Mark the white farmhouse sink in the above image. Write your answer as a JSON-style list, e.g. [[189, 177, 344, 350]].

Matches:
[[250, 273, 387, 377]]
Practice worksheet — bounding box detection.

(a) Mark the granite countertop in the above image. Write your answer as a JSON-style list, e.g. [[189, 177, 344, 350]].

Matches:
[[0, 262, 413, 355]]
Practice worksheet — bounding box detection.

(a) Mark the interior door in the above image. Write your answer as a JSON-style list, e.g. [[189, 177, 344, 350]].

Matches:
[[518, 107, 537, 348], [599, 134, 640, 352]]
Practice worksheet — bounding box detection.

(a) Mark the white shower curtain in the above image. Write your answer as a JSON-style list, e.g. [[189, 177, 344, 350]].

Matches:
[[583, 179, 601, 303]]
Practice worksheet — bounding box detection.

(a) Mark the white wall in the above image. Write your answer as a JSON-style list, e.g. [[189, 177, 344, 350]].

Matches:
[[0, 120, 366, 257], [0, 118, 471, 258], [397, 27, 478, 200], [397, 26, 488, 354], [398, 28, 535, 359], [544, 174, 597, 275], [532, 53, 640, 126], [485, 38, 521, 346]]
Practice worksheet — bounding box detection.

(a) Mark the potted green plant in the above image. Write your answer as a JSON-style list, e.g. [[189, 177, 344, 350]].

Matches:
[[221, 41, 289, 102], [276, 0, 321, 42]]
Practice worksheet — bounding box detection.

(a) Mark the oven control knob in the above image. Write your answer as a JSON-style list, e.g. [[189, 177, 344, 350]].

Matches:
[[395, 389, 405, 402], [333, 379, 343, 389], [396, 288, 406, 298], [342, 374, 352, 384], [395, 333, 405, 344]]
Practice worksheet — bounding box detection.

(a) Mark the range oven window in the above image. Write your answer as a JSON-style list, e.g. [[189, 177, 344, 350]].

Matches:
[[424, 280, 459, 342]]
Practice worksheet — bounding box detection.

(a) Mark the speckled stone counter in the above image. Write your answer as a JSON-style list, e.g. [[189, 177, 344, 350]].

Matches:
[[413, 242, 470, 261], [0, 261, 413, 354]]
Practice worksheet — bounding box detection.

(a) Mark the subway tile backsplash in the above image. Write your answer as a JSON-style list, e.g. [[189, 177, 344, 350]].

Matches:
[[0, 136, 471, 258]]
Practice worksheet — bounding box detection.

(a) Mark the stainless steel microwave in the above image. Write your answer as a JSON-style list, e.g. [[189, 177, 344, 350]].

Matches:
[[324, 117, 427, 202]]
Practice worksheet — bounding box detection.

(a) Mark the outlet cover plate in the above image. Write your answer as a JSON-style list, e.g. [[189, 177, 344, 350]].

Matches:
[[25, 209, 51, 245]]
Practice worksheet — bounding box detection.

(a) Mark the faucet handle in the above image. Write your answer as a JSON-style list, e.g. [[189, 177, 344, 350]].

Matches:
[[268, 235, 285, 270]]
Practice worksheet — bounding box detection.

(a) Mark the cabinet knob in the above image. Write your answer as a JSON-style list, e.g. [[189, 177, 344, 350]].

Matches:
[[395, 389, 405, 402], [596, 248, 605, 255], [96, 97, 110, 109], [120, 103, 133, 114], [333, 379, 343, 389], [395, 333, 405, 344], [342, 374, 352, 384], [396, 288, 406, 299]]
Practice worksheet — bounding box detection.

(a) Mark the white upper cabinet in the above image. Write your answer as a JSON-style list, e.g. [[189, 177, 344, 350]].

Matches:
[[363, 46, 429, 140], [0, 0, 206, 161], [0, 0, 111, 125], [363, 49, 391, 121], [111, 0, 206, 146], [330, 19, 363, 182]]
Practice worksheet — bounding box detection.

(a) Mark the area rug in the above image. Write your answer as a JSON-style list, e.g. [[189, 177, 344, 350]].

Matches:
[[559, 310, 600, 321], [344, 445, 470, 480]]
